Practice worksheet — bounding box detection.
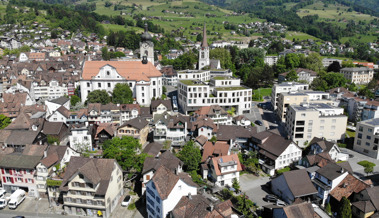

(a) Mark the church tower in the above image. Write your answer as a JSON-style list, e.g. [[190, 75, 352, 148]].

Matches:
[[140, 23, 154, 65], [198, 22, 210, 70]]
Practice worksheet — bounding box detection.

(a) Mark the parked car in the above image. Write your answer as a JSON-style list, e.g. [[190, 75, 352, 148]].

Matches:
[[255, 120, 263, 126], [0, 198, 9, 209], [265, 194, 277, 202], [0, 189, 5, 198], [276, 199, 286, 206], [121, 195, 132, 207], [8, 189, 26, 209]]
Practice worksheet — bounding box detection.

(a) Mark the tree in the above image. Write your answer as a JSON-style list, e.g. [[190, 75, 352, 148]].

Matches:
[[86, 90, 111, 105], [47, 135, 60, 145], [322, 73, 347, 89], [232, 178, 240, 192], [112, 83, 133, 104], [177, 141, 201, 172], [237, 48, 265, 66], [285, 69, 299, 82], [311, 78, 329, 91], [235, 193, 255, 218], [196, 33, 203, 42], [364, 165, 374, 176], [327, 61, 342, 72], [101, 46, 110, 61], [303, 53, 324, 72], [103, 136, 148, 172], [70, 95, 80, 107], [162, 86, 167, 94], [0, 114, 11, 129], [210, 48, 235, 72], [284, 53, 301, 70], [339, 197, 352, 218], [210, 136, 217, 143], [325, 203, 332, 215], [342, 60, 355, 68]]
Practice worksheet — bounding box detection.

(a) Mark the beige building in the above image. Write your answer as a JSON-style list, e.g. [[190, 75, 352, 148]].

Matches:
[[117, 117, 149, 146], [340, 67, 374, 85], [277, 91, 332, 122], [59, 157, 123, 218], [353, 118, 379, 159], [271, 82, 309, 111], [285, 103, 347, 147]]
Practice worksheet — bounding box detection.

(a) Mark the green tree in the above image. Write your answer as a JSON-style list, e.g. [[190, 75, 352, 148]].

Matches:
[[232, 178, 240, 192], [101, 46, 110, 60], [235, 193, 255, 218], [162, 86, 167, 94], [210, 48, 235, 71], [237, 48, 265, 66], [285, 69, 299, 82], [86, 90, 111, 105], [177, 141, 201, 171], [364, 165, 374, 176], [196, 33, 203, 42], [47, 135, 60, 145], [0, 114, 11, 129], [342, 60, 355, 68], [311, 77, 329, 91], [284, 53, 301, 69], [112, 83, 133, 104], [323, 73, 347, 89], [210, 136, 217, 143], [70, 95, 80, 107], [103, 136, 148, 172], [326, 203, 332, 215], [339, 197, 352, 218], [348, 83, 357, 92], [303, 53, 324, 72], [358, 86, 374, 99], [327, 61, 342, 72]]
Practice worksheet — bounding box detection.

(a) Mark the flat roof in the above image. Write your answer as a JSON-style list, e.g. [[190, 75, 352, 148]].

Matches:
[[179, 80, 206, 86], [362, 118, 379, 126], [215, 86, 248, 91]]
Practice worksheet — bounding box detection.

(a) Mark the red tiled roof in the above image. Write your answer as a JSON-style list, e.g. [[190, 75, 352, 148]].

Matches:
[[201, 141, 229, 162], [211, 154, 242, 176]]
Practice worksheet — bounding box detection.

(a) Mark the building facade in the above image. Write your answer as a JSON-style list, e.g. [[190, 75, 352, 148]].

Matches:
[[271, 82, 309, 111], [354, 118, 379, 159], [340, 67, 374, 85]]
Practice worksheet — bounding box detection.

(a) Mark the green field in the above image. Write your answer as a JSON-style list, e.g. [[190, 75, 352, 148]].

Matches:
[[253, 88, 272, 97], [340, 35, 379, 44], [285, 31, 322, 42]]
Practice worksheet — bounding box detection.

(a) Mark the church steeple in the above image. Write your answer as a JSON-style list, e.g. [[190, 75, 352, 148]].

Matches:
[[198, 22, 210, 70], [140, 23, 154, 65], [201, 22, 208, 48]]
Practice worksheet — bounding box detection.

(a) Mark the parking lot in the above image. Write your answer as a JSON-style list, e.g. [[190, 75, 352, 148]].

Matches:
[[239, 174, 271, 208]]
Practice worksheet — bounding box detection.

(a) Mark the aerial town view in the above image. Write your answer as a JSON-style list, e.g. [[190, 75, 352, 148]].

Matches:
[[0, 0, 378, 217]]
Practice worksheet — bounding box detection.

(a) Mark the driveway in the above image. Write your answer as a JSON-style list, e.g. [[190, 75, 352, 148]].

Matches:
[[239, 174, 271, 208], [246, 104, 266, 132], [340, 148, 379, 178]]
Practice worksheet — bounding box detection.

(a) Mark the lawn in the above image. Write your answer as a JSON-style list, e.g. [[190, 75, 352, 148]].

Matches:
[[346, 129, 355, 138], [285, 31, 322, 42], [253, 88, 272, 97], [101, 24, 142, 34]]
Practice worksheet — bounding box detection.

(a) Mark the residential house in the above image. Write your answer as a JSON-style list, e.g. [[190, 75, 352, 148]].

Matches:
[[217, 125, 256, 149], [142, 142, 164, 157], [352, 186, 379, 218], [233, 115, 251, 126], [201, 141, 230, 163], [0, 92, 36, 119], [191, 117, 218, 140], [119, 104, 140, 125], [0, 144, 47, 197], [271, 169, 317, 204], [117, 117, 149, 146], [42, 121, 69, 143], [69, 124, 95, 152], [278, 68, 318, 84], [47, 106, 70, 123], [252, 129, 302, 176], [193, 105, 232, 125], [45, 96, 70, 117], [59, 157, 124, 218], [36, 146, 80, 198], [153, 113, 190, 146], [141, 151, 183, 194], [308, 137, 349, 162], [207, 154, 242, 187], [272, 202, 317, 218], [161, 66, 177, 86], [87, 103, 101, 124], [94, 123, 116, 145], [151, 99, 172, 116], [145, 166, 198, 218], [170, 195, 243, 218], [348, 97, 379, 122]]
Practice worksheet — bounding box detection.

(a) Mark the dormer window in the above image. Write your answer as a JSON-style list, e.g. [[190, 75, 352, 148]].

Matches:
[[106, 71, 110, 76], [79, 174, 84, 179]]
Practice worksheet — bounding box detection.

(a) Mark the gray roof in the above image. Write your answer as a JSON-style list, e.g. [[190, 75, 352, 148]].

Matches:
[[217, 125, 256, 141], [0, 154, 43, 169], [142, 151, 183, 174], [282, 169, 318, 197], [118, 117, 148, 130], [341, 67, 371, 71], [309, 137, 336, 153], [281, 202, 315, 218], [5, 130, 43, 145], [49, 96, 69, 105], [316, 162, 346, 181], [42, 121, 66, 135], [143, 142, 163, 157], [151, 99, 172, 112]]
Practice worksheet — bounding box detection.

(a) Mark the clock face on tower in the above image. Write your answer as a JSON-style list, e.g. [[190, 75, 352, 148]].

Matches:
[[142, 43, 149, 49]]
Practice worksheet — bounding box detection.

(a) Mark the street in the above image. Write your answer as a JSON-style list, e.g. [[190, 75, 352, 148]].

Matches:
[[239, 174, 271, 208], [340, 148, 379, 178]]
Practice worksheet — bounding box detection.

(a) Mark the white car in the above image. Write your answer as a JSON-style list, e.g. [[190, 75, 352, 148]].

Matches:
[[121, 195, 132, 207], [0, 198, 8, 209]]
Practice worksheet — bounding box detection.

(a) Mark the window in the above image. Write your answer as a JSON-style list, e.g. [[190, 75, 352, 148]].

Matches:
[[108, 83, 111, 88], [178, 185, 182, 190], [359, 126, 363, 132], [98, 83, 101, 88], [106, 71, 110, 76], [357, 140, 361, 145], [367, 135, 372, 140], [368, 128, 373, 133], [358, 133, 363, 139], [153, 81, 156, 86], [366, 142, 371, 146], [87, 82, 90, 88], [142, 87, 144, 91]]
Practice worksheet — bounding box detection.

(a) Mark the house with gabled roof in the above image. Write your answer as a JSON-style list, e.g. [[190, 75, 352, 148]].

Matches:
[[117, 117, 149, 146], [207, 153, 242, 187], [352, 186, 379, 218], [145, 165, 198, 218], [59, 157, 123, 218], [151, 99, 172, 116], [308, 137, 349, 162]]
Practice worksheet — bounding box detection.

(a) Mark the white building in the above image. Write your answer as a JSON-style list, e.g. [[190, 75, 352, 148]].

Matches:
[[354, 118, 379, 159], [340, 67, 374, 85], [264, 56, 279, 66], [322, 58, 342, 68], [80, 60, 162, 107], [271, 82, 309, 110], [45, 97, 70, 117], [308, 137, 349, 162], [69, 124, 94, 152], [285, 103, 347, 147], [177, 70, 210, 81], [208, 154, 242, 187], [178, 77, 252, 115], [145, 166, 198, 218], [198, 23, 210, 70], [31, 79, 68, 100]]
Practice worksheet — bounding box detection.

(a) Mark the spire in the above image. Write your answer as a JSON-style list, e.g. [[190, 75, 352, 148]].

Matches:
[[141, 23, 152, 41], [201, 22, 208, 48], [144, 23, 148, 32]]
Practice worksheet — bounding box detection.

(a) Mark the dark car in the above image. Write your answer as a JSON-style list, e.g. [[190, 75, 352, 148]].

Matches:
[[265, 194, 277, 202], [255, 120, 263, 126]]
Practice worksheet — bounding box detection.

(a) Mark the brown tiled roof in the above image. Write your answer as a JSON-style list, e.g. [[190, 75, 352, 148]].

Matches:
[[282, 202, 315, 218], [191, 117, 217, 132], [120, 104, 140, 112], [330, 174, 369, 201], [118, 117, 148, 130], [195, 135, 208, 146], [151, 99, 172, 112], [201, 141, 230, 162], [22, 144, 47, 156], [0, 130, 12, 144], [366, 186, 379, 211], [28, 52, 46, 59], [82, 61, 162, 81], [95, 123, 115, 137], [49, 96, 69, 105], [59, 157, 117, 196], [151, 166, 198, 200], [56, 106, 70, 118], [100, 103, 119, 111], [42, 122, 66, 135], [211, 154, 242, 176], [254, 130, 296, 160], [316, 162, 347, 181], [5, 130, 44, 145], [5, 112, 32, 130], [142, 151, 183, 174], [309, 137, 336, 152], [143, 142, 163, 157], [88, 103, 101, 113], [281, 169, 318, 198], [194, 105, 228, 117], [306, 152, 332, 167], [167, 114, 190, 129], [217, 125, 256, 141], [140, 107, 152, 119], [160, 66, 177, 77]]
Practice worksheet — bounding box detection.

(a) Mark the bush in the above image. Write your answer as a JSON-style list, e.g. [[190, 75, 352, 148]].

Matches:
[[338, 143, 347, 148], [358, 161, 376, 168], [127, 202, 136, 210], [276, 167, 290, 175]]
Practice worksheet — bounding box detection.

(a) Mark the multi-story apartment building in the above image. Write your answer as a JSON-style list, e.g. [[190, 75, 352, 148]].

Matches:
[[354, 118, 379, 159], [69, 124, 94, 152], [117, 117, 149, 146], [271, 82, 309, 110], [178, 77, 252, 115], [276, 91, 332, 122], [153, 113, 190, 146], [120, 104, 140, 124], [340, 67, 374, 85], [31, 79, 68, 100], [348, 97, 379, 122], [177, 70, 210, 81], [285, 103, 347, 147], [193, 105, 232, 125], [80, 60, 162, 107], [59, 157, 123, 218]]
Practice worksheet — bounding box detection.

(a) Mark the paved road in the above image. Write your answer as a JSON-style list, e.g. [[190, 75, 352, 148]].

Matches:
[[239, 174, 271, 208], [340, 148, 379, 178]]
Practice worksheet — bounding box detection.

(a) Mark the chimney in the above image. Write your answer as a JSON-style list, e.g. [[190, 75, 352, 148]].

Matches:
[[44, 149, 47, 158], [209, 204, 214, 212], [337, 87, 340, 93], [188, 193, 192, 200]]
